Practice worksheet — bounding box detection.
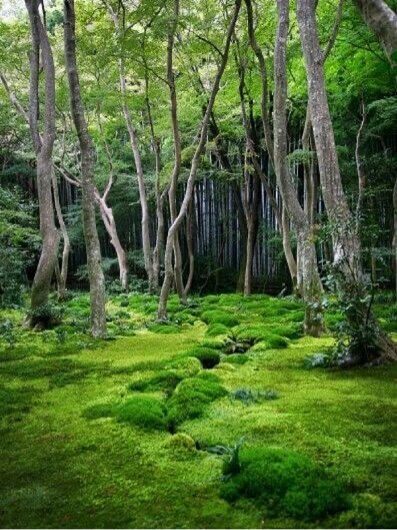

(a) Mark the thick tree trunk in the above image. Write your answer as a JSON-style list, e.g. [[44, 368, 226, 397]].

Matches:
[[24, 0, 59, 322], [64, 0, 107, 338], [275, 0, 323, 335], [158, 0, 242, 319], [297, 0, 397, 360]]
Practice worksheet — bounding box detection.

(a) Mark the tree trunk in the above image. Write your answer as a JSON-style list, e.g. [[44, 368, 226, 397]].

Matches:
[[158, 0, 242, 319], [275, 0, 323, 336], [64, 0, 107, 338], [24, 0, 59, 323], [52, 168, 70, 300], [297, 0, 397, 360], [354, 0, 397, 60]]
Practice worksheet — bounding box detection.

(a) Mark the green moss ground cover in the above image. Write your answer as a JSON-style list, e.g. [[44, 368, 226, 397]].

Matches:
[[0, 293, 396, 528]]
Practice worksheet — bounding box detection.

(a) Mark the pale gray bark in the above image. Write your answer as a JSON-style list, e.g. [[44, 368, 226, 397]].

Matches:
[[354, 0, 397, 60], [158, 0, 242, 319], [298, 0, 397, 359], [24, 0, 59, 320], [64, 0, 107, 338], [51, 168, 70, 300], [275, 0, 323, 335]]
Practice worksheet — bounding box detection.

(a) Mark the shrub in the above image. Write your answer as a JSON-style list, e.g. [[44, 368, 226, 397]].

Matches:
[[220, 447, 347, 522], [115, 396, 167, 430], [189, 347, 220, 368], [201, 310, 239, 327], [206, 323, 229, 337], [167, 373, 227, 429], [338, 494, 397, 529]]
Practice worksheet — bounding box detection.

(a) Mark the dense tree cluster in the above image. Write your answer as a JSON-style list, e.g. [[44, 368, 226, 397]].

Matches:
[[0, 0, 396, 360]]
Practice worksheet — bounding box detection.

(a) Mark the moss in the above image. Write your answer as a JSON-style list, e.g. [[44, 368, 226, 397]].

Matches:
[[206, 323, 229, 337], [338, 494, 397, 529], [147, 322, 179, 334], [115, 396, 167, 430], [189, 347, 221, 368], [167, 373, 227, 429], [220, 447, 347, 521], [167, 433, 197, 452], [82, 402, 115, 420], [128, 370, 185, 395], [201, 310, 239, 328], [165, 356, 202, 377], [224, 354, 250, 365], [232, 325, 289, 349]]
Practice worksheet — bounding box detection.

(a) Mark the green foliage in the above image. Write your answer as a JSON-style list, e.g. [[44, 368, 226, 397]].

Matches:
[[232, 388, 279, 404], [165, 356, 202, 377], [207, 438, 244, 476], [220, 447, 347, 521], [28, 302, 63, 328]]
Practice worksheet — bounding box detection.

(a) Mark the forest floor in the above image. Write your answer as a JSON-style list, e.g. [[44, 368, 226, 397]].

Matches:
[[0, 293, 396, 529]]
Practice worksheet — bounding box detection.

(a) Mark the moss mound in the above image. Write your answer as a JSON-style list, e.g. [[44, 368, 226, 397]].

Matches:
[[201, 310, 239, 328], [220, 447, 347, 522], [165, 356, 202, 377], [167, 373, 227, 429], [115, 396, 167, 430], [206, 323, 229, 337], [147, 322, 179, 334], [129, 370, 184, 395], [232, 325, 289, 349], [167, 433, 197, 452]]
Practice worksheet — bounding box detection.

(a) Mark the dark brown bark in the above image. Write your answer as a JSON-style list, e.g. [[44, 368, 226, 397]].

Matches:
[[64, 0, 107, 338]]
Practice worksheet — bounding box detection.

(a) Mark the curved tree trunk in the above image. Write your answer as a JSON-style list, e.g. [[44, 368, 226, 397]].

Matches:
[[297, 0, 397, 359], [354, 0, 397, 60], [275, 0, 324, 336], [24, 0, 59, 323], [64, 0, 107, 338]]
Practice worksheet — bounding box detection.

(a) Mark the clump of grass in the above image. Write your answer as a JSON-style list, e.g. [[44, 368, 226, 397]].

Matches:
[[167, 373, 227, 430], [167, 433, 197, 452], [188, 347, 221, 369], [201, 310, 239, 328], [115, 396, 167, 430], [206, 323, 229, 337], [220, 447, 347, 522]]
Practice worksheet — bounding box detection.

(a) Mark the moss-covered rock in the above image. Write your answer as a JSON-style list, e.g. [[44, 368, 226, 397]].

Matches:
[[167, 433, 197, 452]]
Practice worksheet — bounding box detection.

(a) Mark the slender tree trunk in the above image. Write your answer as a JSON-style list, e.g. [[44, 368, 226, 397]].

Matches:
[[275, 0, 323, 336], [183, 195, 195, 297], [297, 0, 397, 359], [282, 205, 298, 289], [64, 0, 107, 338], [24, 0, 59, 323], [52, 169, 70, 300], [158, 0, 242, 319], [394, 178, 397, 299]]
